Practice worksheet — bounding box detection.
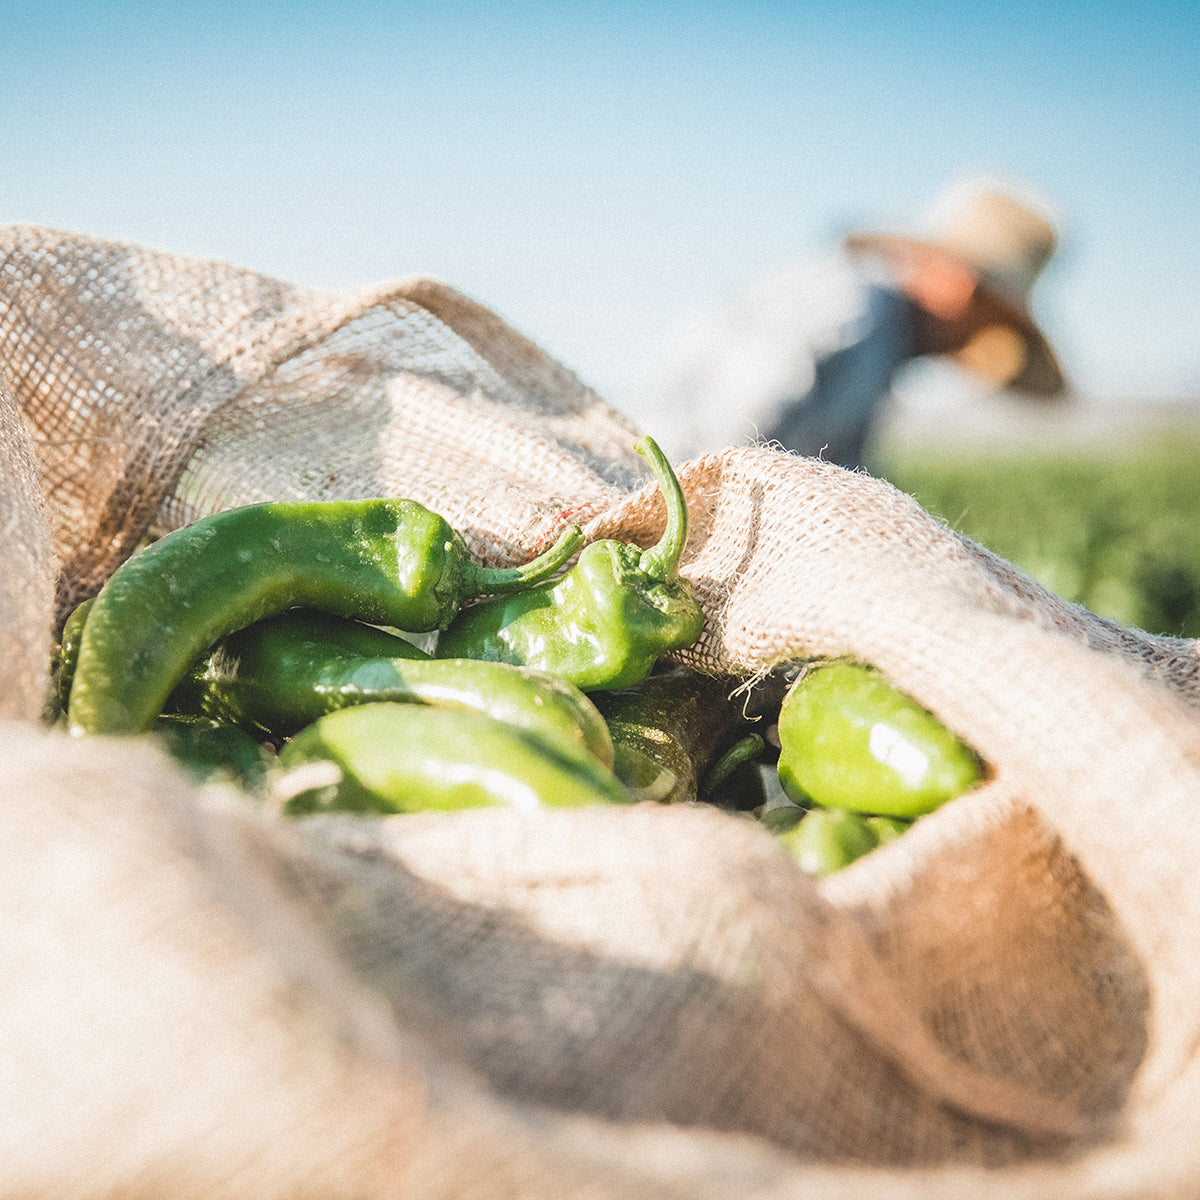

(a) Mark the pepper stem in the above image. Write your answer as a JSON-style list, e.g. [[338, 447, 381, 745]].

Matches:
[[699, 733, 766, 802], [634, 436, 689, 581], [471, 524, 584, 595]]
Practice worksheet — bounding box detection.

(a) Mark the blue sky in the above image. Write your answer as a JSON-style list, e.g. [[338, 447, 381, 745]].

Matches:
[[4, 1, 1198, 421]]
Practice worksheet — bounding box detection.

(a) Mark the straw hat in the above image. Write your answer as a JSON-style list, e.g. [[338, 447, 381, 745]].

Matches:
[[846, 180, 1066, 395]]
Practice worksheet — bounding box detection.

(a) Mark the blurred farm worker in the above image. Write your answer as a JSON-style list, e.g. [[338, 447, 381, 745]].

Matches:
[[649, 179, 1068, 471]]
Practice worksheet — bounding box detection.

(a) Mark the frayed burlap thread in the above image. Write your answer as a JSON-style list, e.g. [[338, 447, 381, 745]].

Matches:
[[5, 226, 1200, 1198]]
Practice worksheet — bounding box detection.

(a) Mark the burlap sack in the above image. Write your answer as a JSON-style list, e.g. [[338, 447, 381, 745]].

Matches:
[[4, 224, 1200, 1198]]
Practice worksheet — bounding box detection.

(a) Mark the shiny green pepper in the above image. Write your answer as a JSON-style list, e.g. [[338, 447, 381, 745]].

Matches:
[[592, 665, 765, 807], [435, 437, 705, 691], [151, 713, 274, 794], [776, 661, 984, 818], [275, 702, 630, 815], [767, 806, 882, 877], [54, 595, 94, 711], [866, 814, 913, 844], [166, 608, 614, 768], [67, 498, 583, 736]]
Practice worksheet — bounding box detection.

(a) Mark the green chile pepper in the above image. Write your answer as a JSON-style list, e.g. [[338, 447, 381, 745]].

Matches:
[[759, 803, 807, 835], [866, 814, 913, 844], [700, 734, 767, 809], [592, 665, 765, 807], [67, 498, 583, 736], [770, 807, 882, 876], [274, 702, 630, 815], [54, 595, 94, 710], [776, 661, 984, 818], [435, 437, 705, 691], [151, 714, 274, 794], [166, 608, 614, 768]]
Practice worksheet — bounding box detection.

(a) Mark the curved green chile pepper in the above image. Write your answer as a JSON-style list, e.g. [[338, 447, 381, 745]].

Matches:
[[274, 702, 630, 815], [699, 734, 767, 809], [759, 803, 807, 835], [776, 661, 984, 818], [766, 805, 881, 876], [67, 498, 583, 736], [592, 665, 764, 807], [866, 814, 913, 844], [435, 437, 705, 691], [166, 608, 614, 768], [151, 714, 274, 794], [55, 595, 94, 710]]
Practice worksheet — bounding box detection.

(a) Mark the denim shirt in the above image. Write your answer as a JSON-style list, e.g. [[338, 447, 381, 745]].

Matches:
[[646, 251, 915, 471]]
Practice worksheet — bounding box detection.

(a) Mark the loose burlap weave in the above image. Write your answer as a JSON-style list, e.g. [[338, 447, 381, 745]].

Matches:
[[4, 223, 1200, 1199]]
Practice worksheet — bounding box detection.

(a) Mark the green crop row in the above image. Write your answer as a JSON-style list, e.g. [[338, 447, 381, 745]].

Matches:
[[880, 431, 1200, 640]]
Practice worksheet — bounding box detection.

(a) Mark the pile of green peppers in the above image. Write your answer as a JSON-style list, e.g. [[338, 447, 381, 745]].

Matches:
[[53, 435, 986, 874]]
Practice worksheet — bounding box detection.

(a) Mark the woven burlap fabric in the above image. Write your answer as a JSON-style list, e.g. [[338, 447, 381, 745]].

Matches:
[[5, 224, 1200, 1198], [0, 224, 644, 623], [0, 373, 56, 723]]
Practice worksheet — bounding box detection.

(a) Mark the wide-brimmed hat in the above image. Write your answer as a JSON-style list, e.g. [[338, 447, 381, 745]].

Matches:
[[846, 180, 1066, 395]]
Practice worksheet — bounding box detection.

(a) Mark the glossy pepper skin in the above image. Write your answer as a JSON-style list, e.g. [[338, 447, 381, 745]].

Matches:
[[54, 595, 94, 711], [764, 806, 882, 877], [436, 436, 705, 691], [151, 714, 274, 794], [66, 498, 583, 736], [776, 661, 984, 818], [166, 608, 614, 768], [275, 702, 630, 815], [592, 665, 765, 807]]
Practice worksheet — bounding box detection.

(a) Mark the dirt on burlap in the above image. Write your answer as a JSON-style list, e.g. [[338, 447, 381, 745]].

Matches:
[[4, 223, 1200, 1199]]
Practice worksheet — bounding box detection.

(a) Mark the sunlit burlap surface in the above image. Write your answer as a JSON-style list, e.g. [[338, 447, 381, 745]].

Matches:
[[5, 224, 1200, 1198]]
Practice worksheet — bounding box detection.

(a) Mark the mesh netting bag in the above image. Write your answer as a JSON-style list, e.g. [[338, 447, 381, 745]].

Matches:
[[5, 223, 1200, 1198]]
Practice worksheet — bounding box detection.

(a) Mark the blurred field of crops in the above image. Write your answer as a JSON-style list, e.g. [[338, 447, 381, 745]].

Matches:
[[880, 432, 1200, 640]]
